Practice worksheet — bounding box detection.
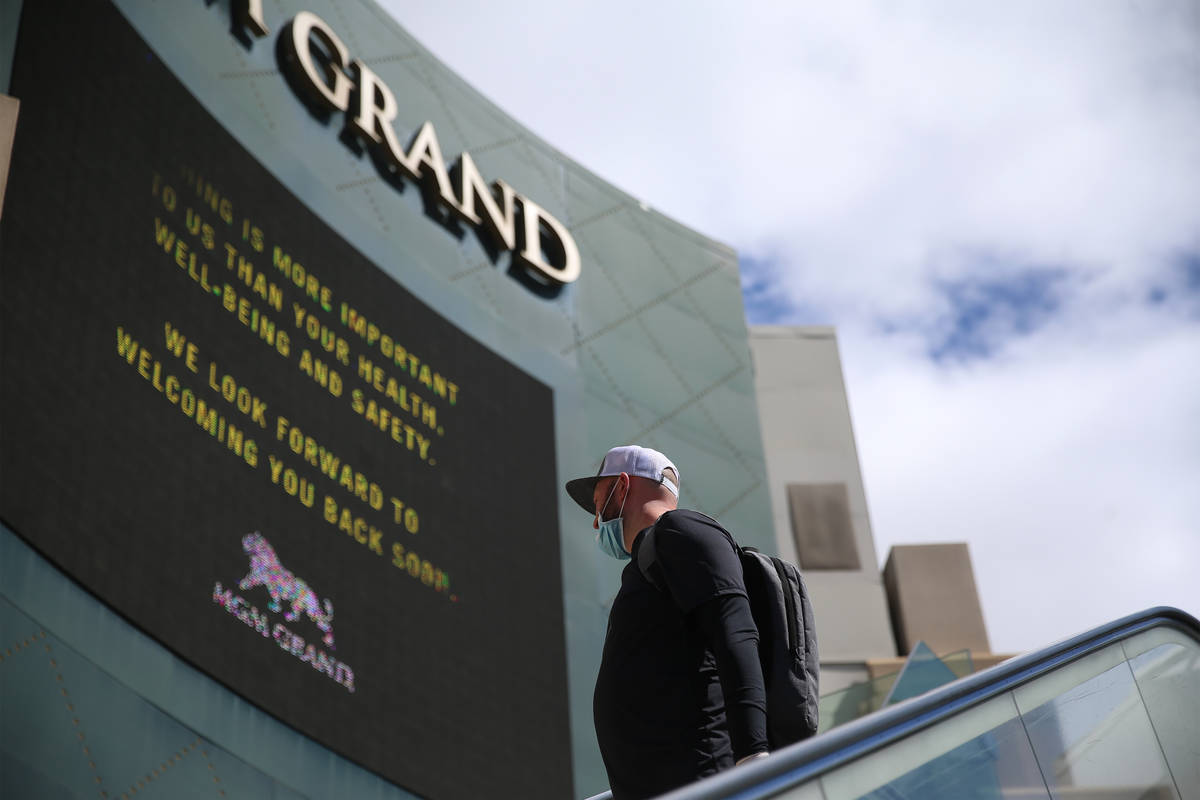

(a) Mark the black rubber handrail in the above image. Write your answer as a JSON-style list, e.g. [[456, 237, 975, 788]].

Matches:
[[586, 606, 1200, 800]]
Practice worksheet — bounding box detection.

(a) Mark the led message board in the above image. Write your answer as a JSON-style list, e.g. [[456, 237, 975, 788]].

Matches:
[[0, 4, 571, 798]]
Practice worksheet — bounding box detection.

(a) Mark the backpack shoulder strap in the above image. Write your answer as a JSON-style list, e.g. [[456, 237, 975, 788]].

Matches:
[[635, 523, 666, 592], [637, 510, 740, 593]]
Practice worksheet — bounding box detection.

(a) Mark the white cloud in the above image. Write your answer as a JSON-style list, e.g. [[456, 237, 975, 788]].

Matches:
[[390, 1, 1200, 652], [843, 308, 1200, 651]]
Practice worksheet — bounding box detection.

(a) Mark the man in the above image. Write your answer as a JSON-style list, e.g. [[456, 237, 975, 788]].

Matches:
[[566, 445, 768, 800]]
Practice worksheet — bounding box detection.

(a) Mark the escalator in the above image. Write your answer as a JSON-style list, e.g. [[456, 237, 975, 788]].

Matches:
[[594, 607, 1200, 800]]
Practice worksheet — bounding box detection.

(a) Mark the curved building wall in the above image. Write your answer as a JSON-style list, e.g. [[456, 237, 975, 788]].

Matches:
[[0, 2, 773, 798]]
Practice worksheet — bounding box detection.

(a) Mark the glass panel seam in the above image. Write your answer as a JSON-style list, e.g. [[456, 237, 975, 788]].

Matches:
[[1121, 639, 1184, 800], [1013, 688, 1056, 800]]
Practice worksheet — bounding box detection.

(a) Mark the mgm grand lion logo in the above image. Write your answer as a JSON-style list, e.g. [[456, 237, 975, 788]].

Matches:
[[212, 532, 354, 692], [238, 531, 335, 649]]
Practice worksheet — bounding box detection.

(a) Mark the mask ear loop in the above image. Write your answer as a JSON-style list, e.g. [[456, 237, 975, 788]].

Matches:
[[595, 475, 626, 529]]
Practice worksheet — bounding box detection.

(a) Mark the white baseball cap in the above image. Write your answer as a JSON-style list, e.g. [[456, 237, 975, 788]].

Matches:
[[565, 445, 680, 514]]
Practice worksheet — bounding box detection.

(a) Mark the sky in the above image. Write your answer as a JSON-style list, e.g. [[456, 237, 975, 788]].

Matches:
[[383, 1, 1200, 654]]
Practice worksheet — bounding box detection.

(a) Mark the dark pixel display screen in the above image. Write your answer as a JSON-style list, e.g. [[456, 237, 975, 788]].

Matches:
[[0, 3, 570, 798]]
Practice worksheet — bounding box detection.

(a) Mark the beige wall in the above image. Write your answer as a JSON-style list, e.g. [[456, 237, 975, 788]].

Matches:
[[0, 95, 18, 219], [883, 543, 992, 656], [750, 325, 897, 661]]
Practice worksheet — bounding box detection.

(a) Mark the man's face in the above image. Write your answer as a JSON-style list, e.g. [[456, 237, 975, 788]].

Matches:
[[591, 475, 624, 530]]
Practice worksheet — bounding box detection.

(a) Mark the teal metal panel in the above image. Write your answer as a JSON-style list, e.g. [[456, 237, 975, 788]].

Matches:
[[0, 524, 411, 799], [0, 0, 19, 93]]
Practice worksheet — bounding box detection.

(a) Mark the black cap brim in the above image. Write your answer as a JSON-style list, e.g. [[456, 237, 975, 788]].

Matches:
[[565, 476, 601, 514]]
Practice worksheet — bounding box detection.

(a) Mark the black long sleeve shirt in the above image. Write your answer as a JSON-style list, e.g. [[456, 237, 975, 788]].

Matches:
[[593, 510, 768, 800]]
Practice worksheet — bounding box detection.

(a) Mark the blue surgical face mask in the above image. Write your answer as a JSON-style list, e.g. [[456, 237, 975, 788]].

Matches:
[[595, 479, 630, 561]]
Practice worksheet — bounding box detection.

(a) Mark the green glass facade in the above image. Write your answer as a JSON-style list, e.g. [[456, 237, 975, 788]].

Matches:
[[0, 1, 773, 797]]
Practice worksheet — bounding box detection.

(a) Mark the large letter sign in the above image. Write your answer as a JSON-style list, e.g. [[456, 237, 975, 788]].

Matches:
[[243, 6, 581, 289]]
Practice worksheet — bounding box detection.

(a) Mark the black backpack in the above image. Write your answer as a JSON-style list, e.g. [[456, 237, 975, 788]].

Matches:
[[637, 516, 820, 749]]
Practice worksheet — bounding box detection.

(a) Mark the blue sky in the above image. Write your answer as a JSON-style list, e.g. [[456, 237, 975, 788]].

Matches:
[[388, 0, 1200, 653]]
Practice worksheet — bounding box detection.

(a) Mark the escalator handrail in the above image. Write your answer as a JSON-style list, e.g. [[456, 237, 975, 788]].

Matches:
[[646, 605, 1200, 800]]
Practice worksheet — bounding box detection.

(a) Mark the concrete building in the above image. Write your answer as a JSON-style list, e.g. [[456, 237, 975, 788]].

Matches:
[[749, 326, 896, 693], [751, 326, 1012, 730]]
